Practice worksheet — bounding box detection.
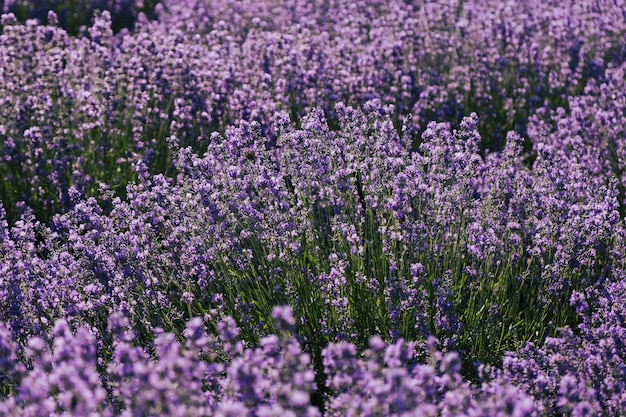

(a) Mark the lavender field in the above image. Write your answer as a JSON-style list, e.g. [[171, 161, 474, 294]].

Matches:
[[1, 0, 626, 415]]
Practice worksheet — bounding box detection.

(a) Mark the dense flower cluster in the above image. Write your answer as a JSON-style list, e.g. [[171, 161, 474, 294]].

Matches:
[[0, 305, 548, 416], [1, 0, 626, 415]]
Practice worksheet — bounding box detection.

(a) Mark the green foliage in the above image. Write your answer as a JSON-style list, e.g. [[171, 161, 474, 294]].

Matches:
[[5, 0, 160, 35]]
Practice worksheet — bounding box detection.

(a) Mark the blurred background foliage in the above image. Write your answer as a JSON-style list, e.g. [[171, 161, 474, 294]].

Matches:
[[2, 0, 159, 34]]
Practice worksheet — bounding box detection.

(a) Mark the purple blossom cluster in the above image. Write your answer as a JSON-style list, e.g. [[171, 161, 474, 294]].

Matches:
[[493, 275, 626, 416], [1, 0, 626, 414], [0, 305, 552, 416], [0, 306, 322, 416]]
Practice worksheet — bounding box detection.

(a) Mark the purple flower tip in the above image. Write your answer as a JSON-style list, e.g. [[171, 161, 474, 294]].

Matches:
[[272, 305, 296, 331]]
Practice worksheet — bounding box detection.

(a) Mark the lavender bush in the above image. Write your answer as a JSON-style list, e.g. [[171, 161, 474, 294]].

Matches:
[[1, 0, 626, 415]]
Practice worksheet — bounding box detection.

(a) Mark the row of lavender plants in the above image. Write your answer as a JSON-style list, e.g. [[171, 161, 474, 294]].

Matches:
[[2, 0, 626, 223], [1, 100, 625, 414], [1, 0, 626, 415]]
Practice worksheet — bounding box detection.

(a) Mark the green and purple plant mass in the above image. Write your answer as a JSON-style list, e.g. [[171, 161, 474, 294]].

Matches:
[[1, 0, 626, 415]]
